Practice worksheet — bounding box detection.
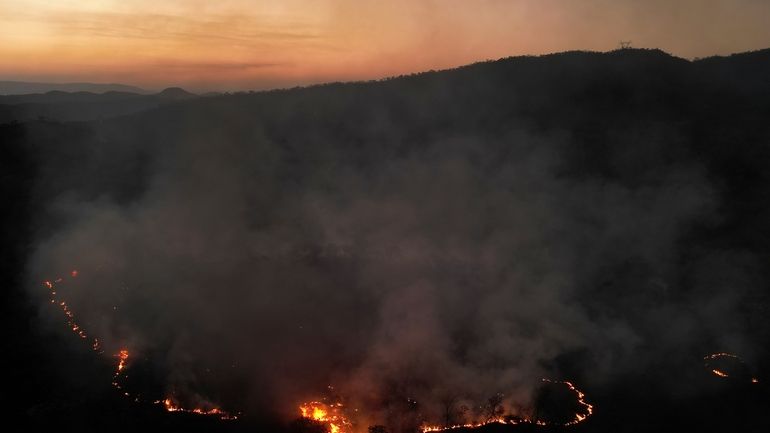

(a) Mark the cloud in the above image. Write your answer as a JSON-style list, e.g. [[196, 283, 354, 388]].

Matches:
[[152, 61, 286, 71]]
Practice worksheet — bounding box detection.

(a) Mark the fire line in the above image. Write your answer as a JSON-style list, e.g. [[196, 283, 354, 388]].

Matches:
[[43, 270, 238, 420]]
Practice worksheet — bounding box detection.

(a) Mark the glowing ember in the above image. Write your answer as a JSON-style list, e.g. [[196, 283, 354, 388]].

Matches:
[[421, 419, 514, 432], [110, 349, 132, 393], [703, 352, 759, 383], [160, 398, 239, 420], [43, 269, 238, 421], [44, 271, 101, 351], [421, 416, 548, 432], [117, 349, 129, 371], [420, 379, 593, 432], [544, 379, 594, 425], [299, 400, 352, 433]]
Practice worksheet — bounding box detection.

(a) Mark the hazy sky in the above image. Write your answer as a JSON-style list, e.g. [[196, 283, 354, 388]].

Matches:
[[1, 0, 769, 91]]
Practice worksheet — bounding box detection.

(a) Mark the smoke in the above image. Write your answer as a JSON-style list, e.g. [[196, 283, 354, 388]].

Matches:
[[26, 53, 764, 429]]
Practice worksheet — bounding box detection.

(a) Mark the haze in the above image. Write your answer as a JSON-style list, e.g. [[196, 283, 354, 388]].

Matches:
[[2, 0, 770, 92]]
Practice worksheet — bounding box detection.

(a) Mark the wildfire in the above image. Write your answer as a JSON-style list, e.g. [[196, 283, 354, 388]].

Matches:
[[44, 271, 102, 352], [159, 397, 239, 420], [117, 349, 129, 371], [545, 379, 594, 425], [299, 401, 352, 433], [420, 416, 550, 432], [420, 379, 593, 433], [43, 269, 238, 421], [111, 349, 131, 391], [421, 419, 526, 432], [703, 352, 759, 383], [46, 268, 601, 430]]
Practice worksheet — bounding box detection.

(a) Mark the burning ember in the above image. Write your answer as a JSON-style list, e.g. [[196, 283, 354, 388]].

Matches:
[[117, 349, 129, 372], [44, 271, 101, 352], [541, 379, 594, 425], [159, 397, 239, 420], [43, 269, 238, 421], [420, 418, 540, 432], [111, 348, 132, 395], [421, 379, 593, 432], [703, 352, 759, 383], [299, 400, 352, 433]]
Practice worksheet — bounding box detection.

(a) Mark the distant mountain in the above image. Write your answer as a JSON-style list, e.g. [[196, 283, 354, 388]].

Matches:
[[0, 87, 197, 122], [157, 87, 198, 100], [0, 80, 148, 95], [0, 90, 144, 104]]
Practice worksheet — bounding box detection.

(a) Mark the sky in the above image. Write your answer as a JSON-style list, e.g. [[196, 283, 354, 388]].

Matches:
[[1, 0, 769, 92]]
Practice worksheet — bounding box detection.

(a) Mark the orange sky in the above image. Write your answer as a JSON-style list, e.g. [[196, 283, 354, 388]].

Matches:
[[2, 0, 769, 92]]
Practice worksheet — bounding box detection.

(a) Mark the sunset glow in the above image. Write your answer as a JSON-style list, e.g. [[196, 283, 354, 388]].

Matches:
[[3, 0, 770, 91]]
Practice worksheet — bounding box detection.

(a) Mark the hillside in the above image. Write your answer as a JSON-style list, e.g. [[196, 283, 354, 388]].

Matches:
[[2, 48, 770, 433]]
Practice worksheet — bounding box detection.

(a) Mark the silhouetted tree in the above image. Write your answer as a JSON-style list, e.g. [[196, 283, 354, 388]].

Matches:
[[455, 404, 469, 425], [483, 393, 505, 421], [439, 394, 458, 427]]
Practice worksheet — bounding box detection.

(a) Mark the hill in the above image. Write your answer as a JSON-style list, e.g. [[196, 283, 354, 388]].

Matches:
[[0, 80, 148, 95], [2, 48, 770, 433], [0, 87, 198, 122]]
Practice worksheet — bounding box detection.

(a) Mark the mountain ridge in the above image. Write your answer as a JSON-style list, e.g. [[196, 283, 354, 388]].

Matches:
[[0, 80, 148, 95]]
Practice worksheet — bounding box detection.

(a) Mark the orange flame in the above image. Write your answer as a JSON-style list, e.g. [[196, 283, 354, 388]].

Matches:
[[117, 349, 129, 372], [548, 379, 594, 425], [43, 269, 238, 420], [44, 271, 100, 350], [299, 401, 351, 433], [160, 397, 238, 420], [111, 349, 131, 392], [703, 352, 759, 383], [420, 379, 593, 432]]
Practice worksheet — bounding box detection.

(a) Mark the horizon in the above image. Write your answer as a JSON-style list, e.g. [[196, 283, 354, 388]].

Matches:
[[3, 0, 770, 93], [2, 46, 768, 95]]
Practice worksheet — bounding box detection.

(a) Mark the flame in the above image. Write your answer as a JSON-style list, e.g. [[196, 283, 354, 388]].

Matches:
[[117, 349, 129, 371], [422, 419, 512, 432], [44, 271, 101, 351], [421, 416, 548, 432], [299, 401, 351, 433], [546, 379, 594, 426], [111, 349, 131, 390], [160, 398, 239, 420], [43, 269, 238, 421], [703, 352, 759, 383], [420, 379, 593, 432]]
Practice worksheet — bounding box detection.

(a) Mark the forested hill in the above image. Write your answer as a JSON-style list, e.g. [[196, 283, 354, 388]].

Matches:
[[2, 48, 770, 432]]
